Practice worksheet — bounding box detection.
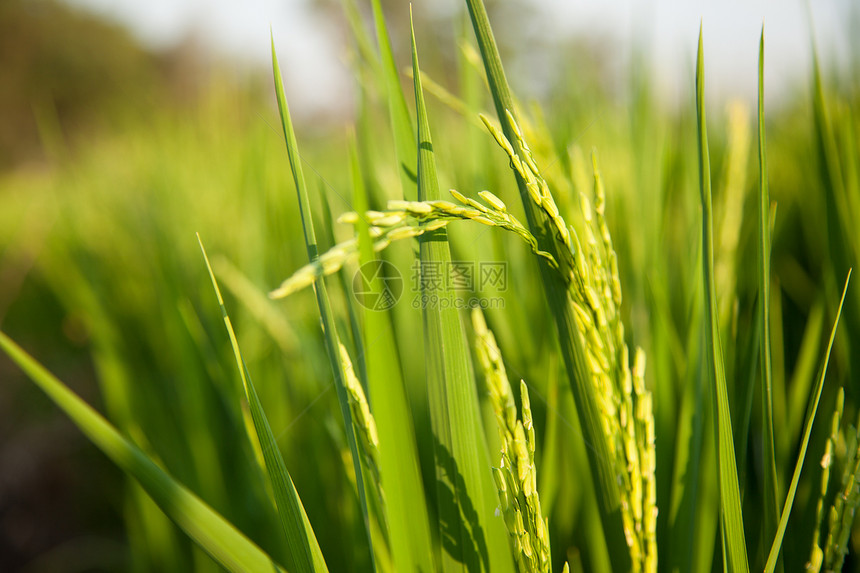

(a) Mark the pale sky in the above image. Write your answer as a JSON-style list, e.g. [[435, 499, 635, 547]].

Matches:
[[66, 0, 854, 114]]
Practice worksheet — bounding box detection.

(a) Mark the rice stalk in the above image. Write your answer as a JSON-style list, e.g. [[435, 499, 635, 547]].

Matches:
[[462, 4, 631, 564], [338, 343, 382, 497], [806, 389, 844, 572], [807, 388, 860, 572], [822, 414, 860, 572], [479, 107, 657, 571], [472, 309, 554, 573]]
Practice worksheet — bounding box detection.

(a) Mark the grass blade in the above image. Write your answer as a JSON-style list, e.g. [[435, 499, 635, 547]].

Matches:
[[757, 28, 780, 560], [198, 235, 328, 573], [764, 271, 851, 573], [695, 25, 750, 573], [349, 132, 437, 573], [270, 34, 377, 568], [411, 11, 514, 572], [0, 331, 286, 573]]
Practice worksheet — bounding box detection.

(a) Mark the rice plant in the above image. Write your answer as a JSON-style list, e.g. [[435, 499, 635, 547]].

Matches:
[[1, 1, 859, 572]]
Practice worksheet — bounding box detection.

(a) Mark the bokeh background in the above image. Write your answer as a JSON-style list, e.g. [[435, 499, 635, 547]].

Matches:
[[1, 0, 858, 571]]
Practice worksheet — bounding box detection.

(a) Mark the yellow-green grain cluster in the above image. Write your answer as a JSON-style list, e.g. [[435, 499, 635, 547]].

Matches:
[[472, 309, 552, 573], [480, 112, 577, 280], [807, 388, 860, 573], [338, 343, 382, 502], [482, 110, 657, 572], [269, 191, 556, 299]]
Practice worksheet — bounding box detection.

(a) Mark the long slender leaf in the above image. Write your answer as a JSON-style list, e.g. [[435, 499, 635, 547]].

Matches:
[[764, 271, 851, 573], [411, 12, 514, 572], [270, 35, 377, 569], [757, 29, 780, 562], [695, 25, 750, 573], [0, 331, 286, 573], [198, 235, 328, 573]]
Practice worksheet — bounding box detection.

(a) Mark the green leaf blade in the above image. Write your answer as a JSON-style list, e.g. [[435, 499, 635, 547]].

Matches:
[[695, 25, 750, 573], [764, 271, 851, 573], [0, 331, 285, 573], [198, 236, 328, 573], [757, 28, 780, 566], [411, 12, 514, 572], [271, 35, 377, 569]]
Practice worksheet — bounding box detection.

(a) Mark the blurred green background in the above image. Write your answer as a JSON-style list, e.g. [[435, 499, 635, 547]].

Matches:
[[1, 0, 859, 571]]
